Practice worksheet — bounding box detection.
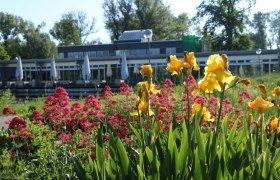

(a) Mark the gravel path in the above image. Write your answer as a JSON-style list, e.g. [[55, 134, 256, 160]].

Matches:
[[0, 115, 17, 129]]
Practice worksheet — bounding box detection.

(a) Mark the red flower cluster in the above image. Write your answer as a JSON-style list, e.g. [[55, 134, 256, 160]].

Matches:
[[101, 85, 113, 98], [100, 86, 117, 109], [120, 82, 133, 96], [57, 133, 73, 142], [2, 106, 14, 115], [43, 87, 70, 121], [208, 96, 219, 119], [221, 98, 233, 119], [6, 116, 35, 155], [150, 79, 177, 131], [238, 90, 252, 104], [109, 113, 129, 139], [8, 116, 27, 131], [30, 110, 45, 126]]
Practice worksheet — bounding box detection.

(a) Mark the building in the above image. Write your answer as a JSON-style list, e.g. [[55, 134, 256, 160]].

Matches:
[[0, 30, 279, 98]]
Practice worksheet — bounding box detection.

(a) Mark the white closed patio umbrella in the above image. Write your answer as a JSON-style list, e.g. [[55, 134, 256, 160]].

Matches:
[[15, 57, 23, 81], [82, 53, 91, 81], [121, 51, 129, 80], [106, 64, 113, 77], [239, 65, 244, 77], [50, 56, 57, 81], [133, 64, 138, 74]]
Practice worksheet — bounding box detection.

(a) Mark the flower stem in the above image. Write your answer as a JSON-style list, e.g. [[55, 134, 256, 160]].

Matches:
[[215, 84, 225, 135]]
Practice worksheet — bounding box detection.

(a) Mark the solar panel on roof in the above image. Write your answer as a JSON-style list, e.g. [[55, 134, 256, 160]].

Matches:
[[119, 29, 152, 41]]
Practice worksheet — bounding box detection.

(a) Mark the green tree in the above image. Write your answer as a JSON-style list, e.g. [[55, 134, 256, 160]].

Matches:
[[103, 0, 136, 41], [268, 10, 280, 48], [0, 12, 28, 59], [0, 12, 27, 47], [50, 11, 96, 45], [232, 33, 253, 50], [170, 13, 192, 39], [250, 12, 268, 49], [103, 0, 191, 41], [0, 43, 10, 60], [0, 12, 57, 59], [197, 0, 256, 51], [21, 29, 57, 59]]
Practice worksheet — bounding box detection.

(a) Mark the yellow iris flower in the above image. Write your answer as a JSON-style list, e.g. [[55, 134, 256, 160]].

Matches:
[[248, 96, 274, 114], [138, 81, 160, 94], [139, 65, 153, 78], [272, 86, 280, 96], [130, 99, 154, 116], [193, 72, 221, 94], [258, 84, 267, 97], [166, 55, 184, 76], [190, 103, 213, 122], [238, 79, 251, 86], [183, 52, 200, 71], [269, 116, 279, 131], [205, 54, 235, 84]]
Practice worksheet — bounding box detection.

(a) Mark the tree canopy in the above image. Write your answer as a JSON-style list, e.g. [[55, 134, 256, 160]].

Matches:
[[0, 43, 10, 60], [21, 28, 57, 59], [50, 11, 97, 46], [197, 0, 256, 51], [268, 10, 280, 48], [103, 0, 191, 41], [0, 12, 57, 60], [250, 12, 268, 49]]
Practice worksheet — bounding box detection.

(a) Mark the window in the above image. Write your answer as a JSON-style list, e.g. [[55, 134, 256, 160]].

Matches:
[[129, 49, 146, 56], [87, 51, 96, 57], [58, 53, 64, 59], [166, 47, 176, 55], [109, 50, 116, 56], [150, 48, 160, 55], [68, 52, 83, 58], [97, 51, 109, 57]]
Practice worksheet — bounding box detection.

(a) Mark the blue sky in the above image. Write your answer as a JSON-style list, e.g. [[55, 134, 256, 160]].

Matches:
[[0, 0, 279, 44]]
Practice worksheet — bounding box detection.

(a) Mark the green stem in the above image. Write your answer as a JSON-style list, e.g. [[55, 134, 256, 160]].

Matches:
[[185, 75, 190, 138], [209, 84, 225, 177], [216, 85, 225, 135], [255, 125, 259, 156]]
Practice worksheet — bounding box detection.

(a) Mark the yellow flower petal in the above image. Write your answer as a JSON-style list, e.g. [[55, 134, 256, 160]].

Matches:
[[258, 84, 267, 97], [248, 96, 274, 114], [139, 65, 153, 78], [183, 51, 200, 71], [272, 87, 280, 96], [166, 55, 183, 76], [269, 116, 279, 130]]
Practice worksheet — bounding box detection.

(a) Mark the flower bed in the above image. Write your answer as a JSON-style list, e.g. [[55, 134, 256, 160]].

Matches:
[[0, 52, 279, 179]]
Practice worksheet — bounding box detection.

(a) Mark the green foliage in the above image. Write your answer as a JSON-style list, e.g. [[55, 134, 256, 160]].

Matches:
[[103, 0, 191, 41], [197, 0, 256, 51], [268, 10, 280, 48], [0, 89, 14, 111], [0, 12, 57, 59], [50, 11, 96, 45], [21, 29, 57, 59], [0, 44, 10, 60], [251, 12, 268, 49]]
